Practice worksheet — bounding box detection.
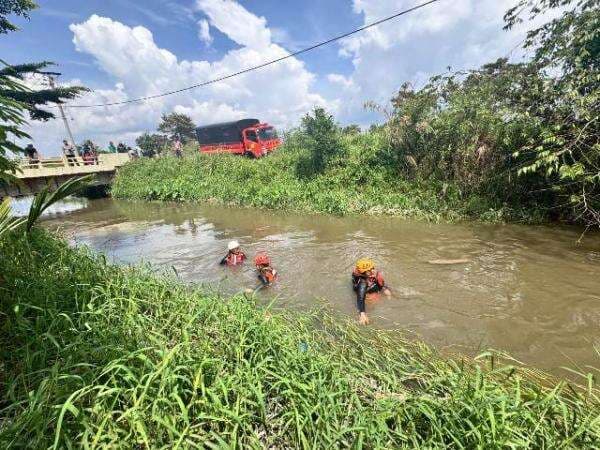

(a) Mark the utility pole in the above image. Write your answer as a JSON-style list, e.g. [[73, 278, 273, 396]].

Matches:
[[48, 75, 76, 147]]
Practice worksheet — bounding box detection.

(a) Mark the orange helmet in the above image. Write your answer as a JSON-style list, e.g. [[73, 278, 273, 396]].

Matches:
[[355, 258, 375, 274], [254, 252, 271, 266]]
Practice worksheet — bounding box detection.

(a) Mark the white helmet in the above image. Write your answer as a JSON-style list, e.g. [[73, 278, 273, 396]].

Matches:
[[228, 240, 240, 251]]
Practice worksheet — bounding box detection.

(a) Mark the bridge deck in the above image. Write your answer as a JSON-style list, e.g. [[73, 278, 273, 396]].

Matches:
[[16, 153, 131, 179], [2, 153, 132, 197]]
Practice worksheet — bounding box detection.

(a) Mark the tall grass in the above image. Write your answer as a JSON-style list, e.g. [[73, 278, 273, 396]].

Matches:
[[1, 231, 599, 448], [112, 133, 540, 223]]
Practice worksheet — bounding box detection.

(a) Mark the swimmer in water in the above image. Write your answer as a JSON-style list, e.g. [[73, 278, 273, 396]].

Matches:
[[352, 258, 391, 325], [254, 252, 278, 286], [220, 240, 246, 266]]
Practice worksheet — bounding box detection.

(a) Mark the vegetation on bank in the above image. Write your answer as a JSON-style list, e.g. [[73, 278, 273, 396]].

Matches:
[[112, 136, 528, 222], [1, 231, 599, 448], [115, 0, 599, 227]]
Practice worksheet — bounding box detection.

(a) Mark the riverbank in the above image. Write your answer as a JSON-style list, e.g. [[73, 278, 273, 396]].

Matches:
[[112, 138, 547, 224], [1, 230, 599, 447]]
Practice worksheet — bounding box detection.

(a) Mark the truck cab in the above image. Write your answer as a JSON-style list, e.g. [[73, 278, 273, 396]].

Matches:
[[196, 119, 281, 158]]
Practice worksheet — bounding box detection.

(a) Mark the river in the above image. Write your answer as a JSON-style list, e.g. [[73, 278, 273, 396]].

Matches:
[[37, 197, 600, 376]]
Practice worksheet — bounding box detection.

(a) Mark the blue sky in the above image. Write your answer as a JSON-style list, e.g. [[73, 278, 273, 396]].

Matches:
[[3, 0, 534, 154]]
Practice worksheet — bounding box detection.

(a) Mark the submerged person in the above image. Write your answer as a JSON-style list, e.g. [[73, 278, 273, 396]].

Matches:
[[352, 258, 391, 325], [254, 252, 277, 286], [220, 240, 246, 266]]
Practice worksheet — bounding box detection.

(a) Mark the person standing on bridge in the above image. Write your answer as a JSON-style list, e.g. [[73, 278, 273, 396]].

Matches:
[[62, 140, 77, 166], [108, 141, 117, 153], [352, 258, 391, 325], [25, 144, 40, 164]]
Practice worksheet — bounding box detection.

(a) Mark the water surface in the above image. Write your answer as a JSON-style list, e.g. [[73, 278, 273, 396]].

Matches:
[[44, 198, 600, 375]]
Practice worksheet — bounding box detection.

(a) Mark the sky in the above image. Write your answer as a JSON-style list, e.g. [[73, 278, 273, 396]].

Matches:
[[2, 0, 537, 155]]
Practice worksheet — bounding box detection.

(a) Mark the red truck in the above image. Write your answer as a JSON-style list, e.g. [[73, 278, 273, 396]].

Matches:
[[195, 119, 281, 158]]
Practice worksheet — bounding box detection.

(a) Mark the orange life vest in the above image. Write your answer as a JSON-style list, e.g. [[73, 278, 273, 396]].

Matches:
[[352, 268, 385, 289], [260, 266, 277, 283], [225, 252, 246, 266]]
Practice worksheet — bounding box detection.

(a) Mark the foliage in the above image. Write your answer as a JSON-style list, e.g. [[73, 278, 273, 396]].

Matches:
[[0, 197, 25, 238], [295, 107, 343, 178], [135, 132, 168, 157], [0, 1, 86, 182], [157, 112, 196, 143], [116, 0, 598, 228], [112, 136, 519, 223], [0, 64, 29, 181], [384, 61, 550, 205], [503, 0, 600, 226], [0, 0, 36, 34], [342, 124, 361, 135], [0, 62, 88, 120], [0, 230, 598, 448], [25, 175, 92, 231]]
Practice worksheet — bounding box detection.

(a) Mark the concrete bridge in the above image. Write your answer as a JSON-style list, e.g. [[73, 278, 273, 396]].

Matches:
[[1, 153, 131, 197]]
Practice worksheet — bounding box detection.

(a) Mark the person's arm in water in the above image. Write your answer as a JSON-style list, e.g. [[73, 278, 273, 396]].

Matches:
[[355, 278, 369, 325], [219, 254, 228, 265]]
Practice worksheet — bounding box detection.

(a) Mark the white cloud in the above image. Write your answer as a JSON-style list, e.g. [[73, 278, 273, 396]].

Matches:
[[21, 5, 331, 155], [333, 0, 538, 124], [20, 0, 558, 155], [196, 0, 271, 49], [327, 73, 356, 90], [197, 19, 212, 45]]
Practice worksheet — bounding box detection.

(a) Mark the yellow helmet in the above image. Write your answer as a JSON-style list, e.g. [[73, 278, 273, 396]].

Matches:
[[355, 258, 375, 274]]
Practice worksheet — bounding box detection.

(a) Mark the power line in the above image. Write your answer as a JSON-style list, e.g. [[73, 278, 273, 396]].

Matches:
[[58, 0, 443, 109]]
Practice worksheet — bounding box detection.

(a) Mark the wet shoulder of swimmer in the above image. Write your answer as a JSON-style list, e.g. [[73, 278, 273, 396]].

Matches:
[[220, 240, 247, 266], [352, 258, 392, 325], [254, 252, 278, 287]]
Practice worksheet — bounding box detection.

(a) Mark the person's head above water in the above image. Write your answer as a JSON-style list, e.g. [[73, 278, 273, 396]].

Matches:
[[254, 252, 271, 267], [228, 240, 240, 253], [355, 258, 375, 275]]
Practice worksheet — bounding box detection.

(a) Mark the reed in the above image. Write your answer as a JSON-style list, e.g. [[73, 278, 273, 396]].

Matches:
[[1, 231, 598, 448]]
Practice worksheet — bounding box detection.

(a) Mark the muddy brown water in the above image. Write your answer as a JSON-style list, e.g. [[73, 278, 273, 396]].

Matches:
[[41, 198, 600, 376]]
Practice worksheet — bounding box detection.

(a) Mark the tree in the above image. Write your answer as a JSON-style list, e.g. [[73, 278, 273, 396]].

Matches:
[[157, 113, 196, 143], [505, 0, 600, 227], [0, 62, 88, 120], [136, 132, 169, 157], [295, 108, 342, 178], [0, 68, 29, 182], [0, 0, 37, 34], [342, 124, 361, 135], [0, 0, 87, 182]]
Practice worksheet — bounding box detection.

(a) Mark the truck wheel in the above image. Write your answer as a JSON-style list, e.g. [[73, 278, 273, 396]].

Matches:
[[244, 151, 255, 159]]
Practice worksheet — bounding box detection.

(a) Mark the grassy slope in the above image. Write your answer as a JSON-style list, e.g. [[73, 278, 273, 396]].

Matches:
[[0, 231, 599, 448], [113, 138, 519, 222]]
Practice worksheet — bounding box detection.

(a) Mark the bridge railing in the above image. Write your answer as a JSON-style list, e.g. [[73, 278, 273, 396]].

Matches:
[[19, 156, 98, 170], [18, 153, 131, 171], [15, 153, 132, 179]]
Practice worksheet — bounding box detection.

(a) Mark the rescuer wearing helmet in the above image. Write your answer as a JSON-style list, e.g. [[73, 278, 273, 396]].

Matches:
[[220, 240, 247, 266], [352, 258, 391, 325], [254, 252, 277, 286]]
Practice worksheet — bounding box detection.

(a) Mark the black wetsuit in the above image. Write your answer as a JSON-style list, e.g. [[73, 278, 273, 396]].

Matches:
[[352, 273, 385, 313]]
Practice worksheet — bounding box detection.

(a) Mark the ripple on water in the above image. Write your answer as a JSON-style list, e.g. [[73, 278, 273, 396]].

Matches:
[[41, 198, 600, 375]]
